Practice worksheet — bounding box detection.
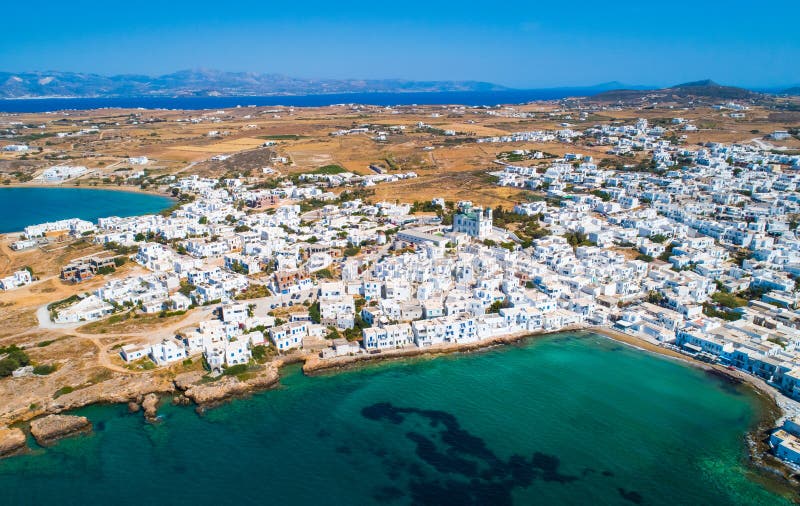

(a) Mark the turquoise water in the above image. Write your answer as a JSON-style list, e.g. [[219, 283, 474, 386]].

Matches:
[[0, 333, 792, 505], [0, 187, 173, 233]]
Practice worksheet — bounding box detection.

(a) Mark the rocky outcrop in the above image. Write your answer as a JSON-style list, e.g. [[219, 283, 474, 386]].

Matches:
[[172, 395, 191, 406], [0, 427, 27, 458], [46, 374, 175, 417], [174, 371, 204, 391], [142, 394, 160, 422], [180, 367, 279, 406], [30, 414, 91, 446]]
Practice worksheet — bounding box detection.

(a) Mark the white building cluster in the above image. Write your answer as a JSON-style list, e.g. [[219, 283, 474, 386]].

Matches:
[[32, 117, 800, 469]]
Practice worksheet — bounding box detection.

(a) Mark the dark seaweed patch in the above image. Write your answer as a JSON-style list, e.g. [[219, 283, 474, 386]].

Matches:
[[361, 402, 593, 505], [532, 452, 578, 483], [618, 488, 644, 504], [407, 431, 480, 476], [409, 479, 514, 506]]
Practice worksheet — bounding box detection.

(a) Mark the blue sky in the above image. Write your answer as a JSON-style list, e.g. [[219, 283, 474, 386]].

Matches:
[[2, 0, 799, 88]]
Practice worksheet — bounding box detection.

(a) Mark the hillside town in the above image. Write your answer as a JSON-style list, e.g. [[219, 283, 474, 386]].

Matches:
[[6, 114, 800, 468]]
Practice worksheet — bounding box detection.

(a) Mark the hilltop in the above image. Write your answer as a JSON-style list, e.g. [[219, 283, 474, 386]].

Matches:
[[0, 69, 510, 99], [592, 79, 761, 103]]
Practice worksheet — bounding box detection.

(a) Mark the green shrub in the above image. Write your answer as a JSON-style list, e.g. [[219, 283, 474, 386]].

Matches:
[[223, 364, 249, 376], [0, 345, 31, 377], [53, 386, 75, 398], [33, 364, 57, 375]]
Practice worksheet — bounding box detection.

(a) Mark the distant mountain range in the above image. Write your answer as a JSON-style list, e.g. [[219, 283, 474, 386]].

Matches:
[[0, 71, 795, 102], [0, 70, 512, 98]]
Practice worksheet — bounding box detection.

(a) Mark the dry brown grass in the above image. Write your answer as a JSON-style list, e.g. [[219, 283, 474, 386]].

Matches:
[[76, 309, 192, 335]]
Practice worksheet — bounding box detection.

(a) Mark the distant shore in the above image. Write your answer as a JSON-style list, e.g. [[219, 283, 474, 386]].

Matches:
[[0, 90, 580, 113], [1, 182, 174, 198], [0, 184, 175, 237]]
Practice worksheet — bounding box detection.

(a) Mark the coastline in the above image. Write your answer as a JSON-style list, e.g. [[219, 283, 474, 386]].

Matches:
[[0, 182, 175, 198], [0, 184, 175, 237], [1, 325, 799, 495]]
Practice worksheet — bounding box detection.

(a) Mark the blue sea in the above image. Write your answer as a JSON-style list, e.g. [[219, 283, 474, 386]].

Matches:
[[0, 187, 173, 233], [0, 89, 595, 113], [0, 333, 793, 505]]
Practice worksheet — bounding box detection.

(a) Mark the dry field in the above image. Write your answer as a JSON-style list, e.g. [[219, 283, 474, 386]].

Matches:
[[2, 100, 797, 205]]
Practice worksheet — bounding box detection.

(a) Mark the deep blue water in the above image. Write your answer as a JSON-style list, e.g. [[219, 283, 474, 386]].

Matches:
[[0, 187, 173, 233], [0, 89, 598, 112]]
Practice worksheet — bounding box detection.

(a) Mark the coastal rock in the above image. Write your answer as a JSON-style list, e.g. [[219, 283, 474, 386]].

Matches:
[[44, 374, 175, 417], [29, 414, 91, 446], [0, 427, 27, 458], [142, 394, 159, 422], [172, 395, 191, 406], [183, 367, 279, 406], [184, 377, 251, 405], [128, 401, 141, 413], [174, 371, 205, 391]]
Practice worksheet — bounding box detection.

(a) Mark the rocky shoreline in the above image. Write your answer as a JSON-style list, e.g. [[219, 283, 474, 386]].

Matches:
[[0, 363, 281, 455], [175, 365, 280, 409], [0, 427, 26, 458], [29, 414, 91, 446]]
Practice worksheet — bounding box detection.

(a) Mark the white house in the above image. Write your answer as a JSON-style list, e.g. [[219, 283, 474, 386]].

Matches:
[[149, 338, 187, 366], [0, 270, 32, 291]]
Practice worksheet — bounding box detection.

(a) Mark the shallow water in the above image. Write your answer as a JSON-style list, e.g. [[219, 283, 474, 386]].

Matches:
[[0, 187, 173, 233], [0, 333, 792, 505]]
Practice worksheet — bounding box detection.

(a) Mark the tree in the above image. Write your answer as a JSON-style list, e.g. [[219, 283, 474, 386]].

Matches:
[[590, 189, 612, 202], [308, 302, 321, 324], [564, 231, 592, 249], [646, 290, 666, 305], [487, 300, 509, 314]]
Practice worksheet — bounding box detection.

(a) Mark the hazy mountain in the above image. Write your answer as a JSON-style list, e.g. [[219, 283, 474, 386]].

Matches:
[[0, 70, 510, 98], [666, 80, 758, 99], [782, 87, 800, 96], [592, 79, 761, 102]]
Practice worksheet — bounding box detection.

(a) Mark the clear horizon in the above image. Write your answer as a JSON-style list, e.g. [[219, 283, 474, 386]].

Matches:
[[2, 0, 799, 89]]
